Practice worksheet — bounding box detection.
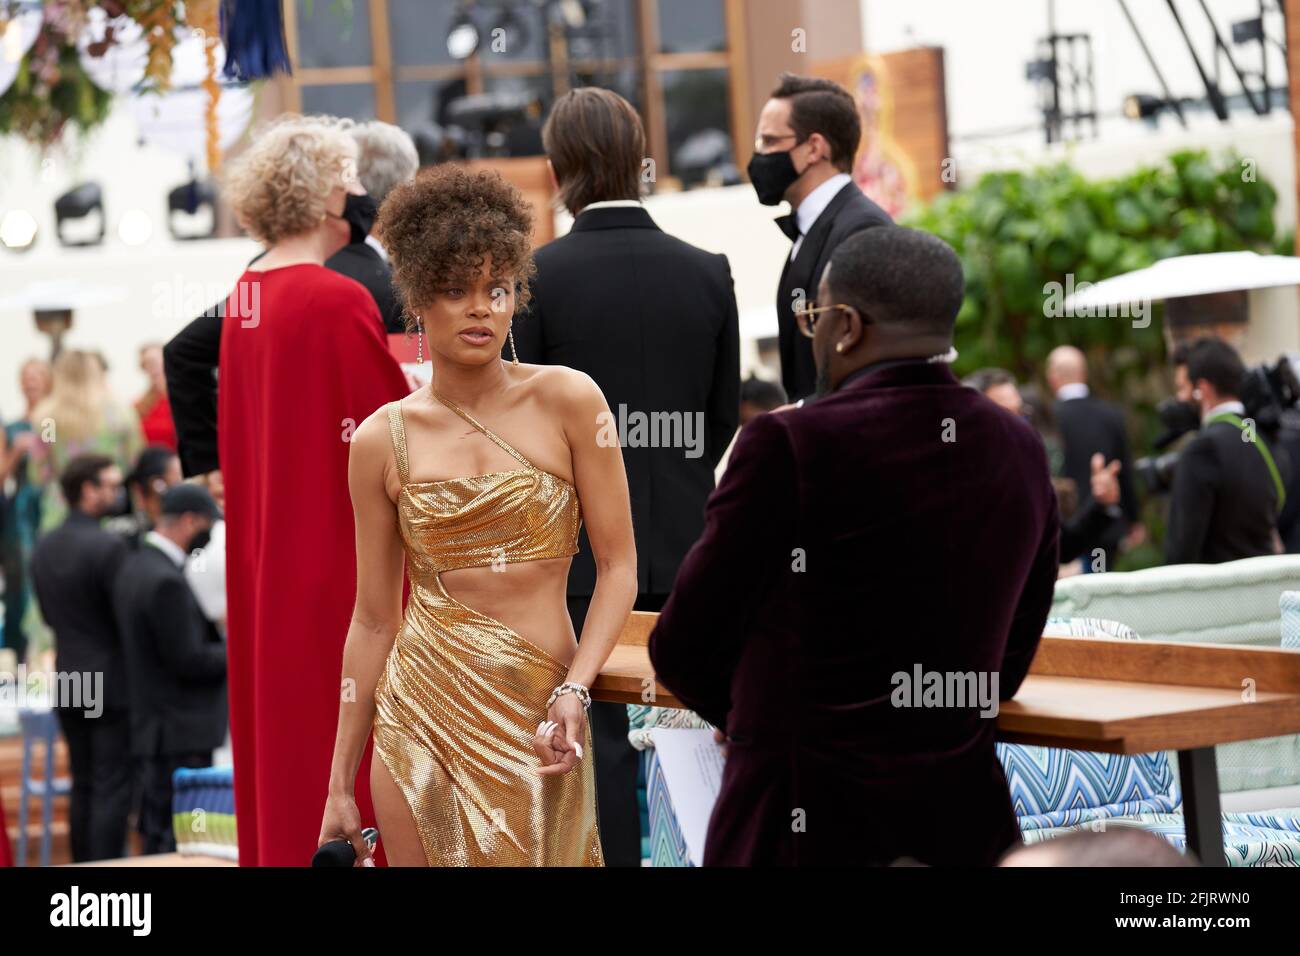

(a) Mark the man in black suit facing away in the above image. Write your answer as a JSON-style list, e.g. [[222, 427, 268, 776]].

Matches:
[[509, 87, 740, 866], [114, 483, 227, 854], [30, 454, 132, 862], [1047, 345, 1141, 571], [325, 120, 420, 334], [1166, 337, 1284, 564], [750, 73, 892, 402]]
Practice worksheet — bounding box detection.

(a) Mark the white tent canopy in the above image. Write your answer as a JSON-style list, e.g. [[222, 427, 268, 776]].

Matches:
[[1062, 251, 1300, 311]]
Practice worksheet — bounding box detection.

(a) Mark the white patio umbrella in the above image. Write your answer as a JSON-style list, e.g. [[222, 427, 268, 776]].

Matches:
[[1063, 251, 1300, 311]]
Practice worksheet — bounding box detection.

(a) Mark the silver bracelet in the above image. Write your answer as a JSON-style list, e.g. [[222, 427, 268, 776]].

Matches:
[[547, 682, 592, 710]]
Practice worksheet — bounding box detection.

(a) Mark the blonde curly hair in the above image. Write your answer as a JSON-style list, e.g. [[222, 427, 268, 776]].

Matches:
[[224, 114, 359, 245]]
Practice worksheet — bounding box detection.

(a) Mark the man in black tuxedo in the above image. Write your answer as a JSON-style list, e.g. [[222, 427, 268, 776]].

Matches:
[[325, 121, 420, 334], [1047, 345, 1141, 571], [509, 87, 740, 866], [1166, 337, 1283, 564], [30, 454, 132, 862], [650, 227, 1059, 866], [114, 483, 227, 854], [749, 73, 892, 402], [165, 121, 419, 477]]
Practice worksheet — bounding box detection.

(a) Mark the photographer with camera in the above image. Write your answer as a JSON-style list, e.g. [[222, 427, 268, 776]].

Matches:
[[1165, 337, 1286, 565]]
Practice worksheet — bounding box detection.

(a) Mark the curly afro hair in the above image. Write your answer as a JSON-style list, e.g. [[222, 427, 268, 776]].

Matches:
[[378, 165, 536, 327]]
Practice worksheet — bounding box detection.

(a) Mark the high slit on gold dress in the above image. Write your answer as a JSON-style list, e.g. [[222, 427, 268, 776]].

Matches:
[[372, 394, 604, 866]]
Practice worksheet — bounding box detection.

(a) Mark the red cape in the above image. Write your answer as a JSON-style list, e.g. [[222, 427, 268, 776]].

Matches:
[[219, 264, 408, 866], [0, 798, 12, 866]]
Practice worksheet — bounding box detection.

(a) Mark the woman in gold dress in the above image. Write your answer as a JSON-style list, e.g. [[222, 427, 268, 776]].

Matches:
[[318, 166, 637, 866]]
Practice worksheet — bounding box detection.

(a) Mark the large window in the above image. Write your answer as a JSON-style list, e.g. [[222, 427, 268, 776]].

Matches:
[[285, 0, 744, 189]]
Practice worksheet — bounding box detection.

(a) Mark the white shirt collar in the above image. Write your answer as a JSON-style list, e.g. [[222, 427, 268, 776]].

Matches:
[[1204, 400, 1246, 422], [145, 530, 188, 568], [578, 199, 643, 213], [1056, 382, 1090, 401], [364, 233, 388, 262], [795, 173, 852, 237]]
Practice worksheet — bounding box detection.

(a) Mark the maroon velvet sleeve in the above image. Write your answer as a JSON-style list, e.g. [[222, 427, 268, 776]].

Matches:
[[649, 411, 798, 729]]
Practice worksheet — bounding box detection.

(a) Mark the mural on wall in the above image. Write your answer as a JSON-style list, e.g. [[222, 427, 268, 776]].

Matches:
[[849, 55, 915, 219], [814, 47, 951, 219]]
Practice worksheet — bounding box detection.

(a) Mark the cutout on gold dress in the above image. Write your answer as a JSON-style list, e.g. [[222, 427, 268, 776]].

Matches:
[[372, 395, 604, 866]]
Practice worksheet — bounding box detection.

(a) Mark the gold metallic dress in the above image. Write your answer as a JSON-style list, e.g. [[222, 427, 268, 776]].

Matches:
[[372, 395, 604, 866]]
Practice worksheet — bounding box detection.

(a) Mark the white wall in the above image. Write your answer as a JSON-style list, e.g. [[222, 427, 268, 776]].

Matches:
[[862, 0, 1297, 228], [0, 96, 258, 417]]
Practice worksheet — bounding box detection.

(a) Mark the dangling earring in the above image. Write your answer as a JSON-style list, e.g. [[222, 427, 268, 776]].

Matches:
[[417, 321, 424, 365], [508, 321, 519, 365]]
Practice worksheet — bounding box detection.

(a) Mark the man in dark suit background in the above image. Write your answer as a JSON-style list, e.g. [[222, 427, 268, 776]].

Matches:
[[325, 121, 420, 334], [164, 121, 419, 477], [1047, 345, 1141, 571], [749, 73, 892, 402], [1165, 337, 1283, 564], [114, 483, 227, 854], [30, 454, 132, 862], [650, 227, 1059, 866], [510, 87, 740, 866]]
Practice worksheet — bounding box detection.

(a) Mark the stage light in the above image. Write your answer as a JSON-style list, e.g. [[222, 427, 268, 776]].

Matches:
[[167, 177, 218, 240], [1024, 58, 1054, 83], [0, 209, 38, 251], [54, 182, 106, 247], [1123, 93, 1166, 120], [117, 208, 153, 246], [447, 7, 479, 60], [1232, 17, 1264, 45], [548, 0, 586, 29]]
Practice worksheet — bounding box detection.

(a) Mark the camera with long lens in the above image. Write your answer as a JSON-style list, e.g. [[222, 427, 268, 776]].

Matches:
[[1135, 355, 1300, 496]]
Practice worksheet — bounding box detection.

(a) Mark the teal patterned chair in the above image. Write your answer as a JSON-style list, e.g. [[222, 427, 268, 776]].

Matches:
[[1053, 555, 1300, 796], [632, 608, 1300, 866]]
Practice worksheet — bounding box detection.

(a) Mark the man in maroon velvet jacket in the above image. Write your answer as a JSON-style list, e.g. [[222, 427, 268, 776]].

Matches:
[[649, 226, 1060, 866]]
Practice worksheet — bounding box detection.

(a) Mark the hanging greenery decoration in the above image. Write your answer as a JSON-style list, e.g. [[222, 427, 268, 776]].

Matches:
[[0, 0, 192, 148]]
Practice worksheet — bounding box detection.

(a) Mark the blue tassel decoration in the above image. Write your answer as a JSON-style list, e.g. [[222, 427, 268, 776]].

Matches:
[[220, 0, 293, 81]]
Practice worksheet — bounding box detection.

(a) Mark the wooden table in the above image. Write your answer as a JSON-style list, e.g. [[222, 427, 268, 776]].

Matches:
[[594, 612, 1300, 867]]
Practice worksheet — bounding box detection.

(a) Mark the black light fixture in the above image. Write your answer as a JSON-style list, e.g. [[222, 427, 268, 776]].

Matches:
[[54, 182, 106, 247], [1123, 92, 1167, 120], [1024, 58, 1055, 83], [168, 177, 218, 240], [1231, 17, 1264, 45], [447, 4, 479, 60]]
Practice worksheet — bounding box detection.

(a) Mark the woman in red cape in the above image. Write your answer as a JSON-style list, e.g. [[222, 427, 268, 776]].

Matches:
[[218, 115, 408, 865]]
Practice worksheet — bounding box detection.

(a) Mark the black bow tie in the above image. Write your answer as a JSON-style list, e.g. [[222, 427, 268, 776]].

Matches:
[[775, 214, 801, 243]]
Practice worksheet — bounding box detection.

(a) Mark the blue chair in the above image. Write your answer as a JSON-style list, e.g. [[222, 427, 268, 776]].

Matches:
[[17, 709, 70, 867]]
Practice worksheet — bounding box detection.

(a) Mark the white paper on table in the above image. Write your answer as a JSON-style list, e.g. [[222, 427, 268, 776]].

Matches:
[[648, 727, 726, 866]]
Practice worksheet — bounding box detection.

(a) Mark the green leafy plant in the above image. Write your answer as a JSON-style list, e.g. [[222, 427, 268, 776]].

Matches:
[[907, 150, 1282, 568]]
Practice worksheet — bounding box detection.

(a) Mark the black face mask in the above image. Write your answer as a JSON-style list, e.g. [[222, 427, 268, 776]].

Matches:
[[747, 148, 802, 206], [331, 193, 378, 245], [186, 528, 213, 555]]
